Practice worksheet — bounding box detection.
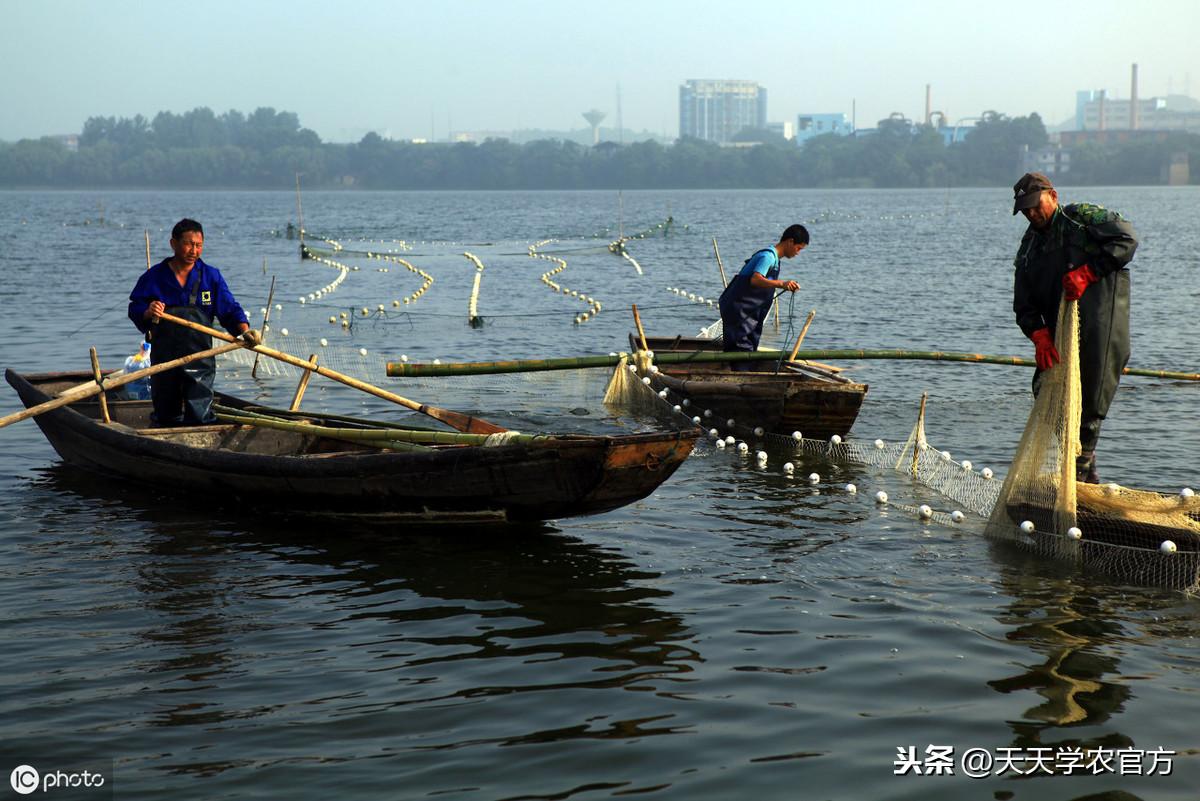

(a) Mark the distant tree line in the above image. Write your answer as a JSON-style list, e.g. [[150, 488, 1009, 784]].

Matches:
[[1, 107, 1196, 189]]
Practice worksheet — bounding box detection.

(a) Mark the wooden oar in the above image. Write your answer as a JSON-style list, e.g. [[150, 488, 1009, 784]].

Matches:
[[0, 341, 244, 430], [155, 311, 506, 434], [713, 237, 728, 288]]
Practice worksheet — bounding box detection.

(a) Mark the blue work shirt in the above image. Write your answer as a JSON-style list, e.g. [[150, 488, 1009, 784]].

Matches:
[[128, 258, 249, 335], [736, 248, 779, 279]]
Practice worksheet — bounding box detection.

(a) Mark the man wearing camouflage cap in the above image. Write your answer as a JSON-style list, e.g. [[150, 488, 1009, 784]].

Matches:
[[1010, 172, 1138, 483]]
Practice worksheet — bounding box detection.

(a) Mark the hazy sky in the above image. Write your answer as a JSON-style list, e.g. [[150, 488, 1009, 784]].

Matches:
[[3, 0, 1197, 142]]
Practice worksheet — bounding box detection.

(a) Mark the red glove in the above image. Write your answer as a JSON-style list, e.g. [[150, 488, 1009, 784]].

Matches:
[[1062, 264, 1099, 301], [1030, 328, 1060, 371]]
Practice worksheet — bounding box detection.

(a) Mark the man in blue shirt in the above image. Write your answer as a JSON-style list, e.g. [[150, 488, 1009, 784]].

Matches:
[[129, 219, 260, 426], [717, 224, 807, 371]]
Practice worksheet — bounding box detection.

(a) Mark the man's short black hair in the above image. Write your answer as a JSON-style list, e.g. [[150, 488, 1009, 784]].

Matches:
[[781, 224, 809, 245], [172, 218, 204, 240]]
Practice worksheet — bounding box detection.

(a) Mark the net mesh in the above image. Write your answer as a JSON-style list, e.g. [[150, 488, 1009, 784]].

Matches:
[[218, 334, 1200, 594]]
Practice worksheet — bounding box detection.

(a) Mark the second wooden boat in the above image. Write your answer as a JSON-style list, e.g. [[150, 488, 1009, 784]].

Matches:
[[632, 335, 868, 439]]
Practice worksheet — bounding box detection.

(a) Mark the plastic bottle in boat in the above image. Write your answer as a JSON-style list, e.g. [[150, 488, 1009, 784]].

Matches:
[[123, 342, 152, 399]]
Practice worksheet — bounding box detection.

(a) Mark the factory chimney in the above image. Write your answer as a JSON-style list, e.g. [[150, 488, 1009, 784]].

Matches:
[[1130, 63, 1139, 131], [925, 84, 931, 126]]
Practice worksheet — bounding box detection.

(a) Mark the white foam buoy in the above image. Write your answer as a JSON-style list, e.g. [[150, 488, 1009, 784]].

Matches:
[[658, 390, 669, 399], [950, 510, 964, 523], [874, 439, 885, 449], [845, 483, 857, 494], [982, 468, 994, 479], [433, 358, 441, 365], [704, 409, 713, 418], [875, 491, 888, 504], [724, 436, 735, 445], [940, 450, 952, 461], [682, 399, 691, 407], [808, 472, 820, 483], [1020, 520, 1036, 534], [400, 354, 408, 362], [756, 450, 767, 461], [918, 505, 933, 520], [692, 416, 702, 425], [673, 405, 682, 413], [299, 297, 306, 304], [1161, 540, 1177, 554], [359, 348, 368, 357], [280, 328, 289, 336], [961, 460, 973, 471], [753, 426, 764, 437], [1181, 487, 1195, 498], [830, 434, 842, 445], [737, 442, 749, 453], [1105, 483, 1121, 496], [715, 439, 726, 449], [275, 304, 282, 311], [709, 429, 719, 438], [319, 338, 328, 347], [792, 431, 803, 442], [1067, 527, 1082, 540], [726, 418, 735, 428], [783, 462, 795, 474], [642, 376, 652, 385]]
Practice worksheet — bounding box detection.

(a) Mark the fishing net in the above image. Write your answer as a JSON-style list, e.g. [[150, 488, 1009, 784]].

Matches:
[[978, 299, 1200, 590], [219, 332, 1200, 593]]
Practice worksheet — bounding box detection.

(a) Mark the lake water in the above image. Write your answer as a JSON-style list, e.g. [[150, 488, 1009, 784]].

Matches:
[[1, 187, 1198, 800]]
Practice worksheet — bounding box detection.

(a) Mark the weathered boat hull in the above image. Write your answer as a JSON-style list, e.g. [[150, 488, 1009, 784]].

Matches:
[[635, 336, 868, 438], [7, 370, 697, 524]]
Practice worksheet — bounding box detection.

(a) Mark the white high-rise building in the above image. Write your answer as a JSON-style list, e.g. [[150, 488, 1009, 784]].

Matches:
[[679, 80, 767, 144]]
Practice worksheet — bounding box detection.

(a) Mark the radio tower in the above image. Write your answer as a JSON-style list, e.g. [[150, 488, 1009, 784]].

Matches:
[[582, 109, 606, 145]]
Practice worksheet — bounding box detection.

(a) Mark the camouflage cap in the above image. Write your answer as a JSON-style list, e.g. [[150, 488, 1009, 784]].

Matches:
[[1012, 172, 1054, 215]]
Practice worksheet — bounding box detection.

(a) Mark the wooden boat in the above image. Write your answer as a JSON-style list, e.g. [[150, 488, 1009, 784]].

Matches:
[[6, 369, 698, 524], [632, 335, 868, 439]]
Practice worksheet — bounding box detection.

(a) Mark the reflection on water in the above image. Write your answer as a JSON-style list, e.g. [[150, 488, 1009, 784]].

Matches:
[[4, 188, 1200, 800]]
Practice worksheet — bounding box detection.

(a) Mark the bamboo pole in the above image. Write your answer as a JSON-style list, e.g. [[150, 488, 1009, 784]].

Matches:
[[788, 310, 817, 362], [713, 237, 728, 288], [289, 354, 318, 411], [295, 172, 304, 247], [0, 342, 244, 430], [217, 411, 544, 447], [155, 311, 507, 434], [251, 275, 276, 379], [144, 230, 151, 270], [632, 304, 649, 352], [386, 348, 1200, 380], [89, 348, 111, 424]]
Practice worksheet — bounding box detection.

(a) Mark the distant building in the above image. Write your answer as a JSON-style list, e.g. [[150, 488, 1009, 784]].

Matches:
[[679, 80, 767, 144], [1019, 143, 1072, 177], [1075, 90, 1200, 133], [52, 134, 79, 152], [766, 121, 794, 141], [794, 113, 853, 143]]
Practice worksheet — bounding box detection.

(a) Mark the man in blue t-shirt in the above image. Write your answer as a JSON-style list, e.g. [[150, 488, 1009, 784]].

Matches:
[[128, 218, 260, 426], [717, 224, 808, 370]]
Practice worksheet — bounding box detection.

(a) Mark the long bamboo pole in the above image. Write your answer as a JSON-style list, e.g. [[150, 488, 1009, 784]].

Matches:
[[251, 275, 276, 379], [154, 311, 506, 434], [0, 341, 244, 430], [217, 411, 545, 446], [144, 230, 151, 270], [289, 354, 318, 411], [632, 304, 649, 352], [386, 348, 1200, 381], [713, 238, 728, 288]]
